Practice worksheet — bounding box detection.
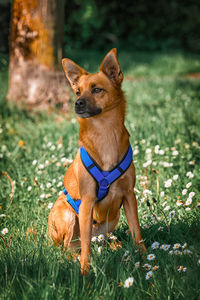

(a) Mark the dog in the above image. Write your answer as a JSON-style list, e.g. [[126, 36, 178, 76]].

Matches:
[[47, 48, 146, 273]]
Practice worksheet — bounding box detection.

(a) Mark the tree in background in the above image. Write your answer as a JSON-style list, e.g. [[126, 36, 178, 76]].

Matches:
[[7, 0, 70, 112]]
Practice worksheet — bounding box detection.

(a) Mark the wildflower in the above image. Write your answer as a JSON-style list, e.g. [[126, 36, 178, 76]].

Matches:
[[164, 179, 172, 188], [169, 250, 174, 255], [91, 236, 97, 242], [143, 189, 152, 197], [176, 200, 183, 206], [40, 193, 45, 199], [135, 262, 140, 268], [108, 233, 117, 240], [172, 150, 179, 156], [98, 246, 102, 254], [32, 160, 37, 166], [143, 160, 152, 168], [40, 184, 44, 189], [145, 271, 153, 280], [98, 234, 105, 242], [173, 174, 179, 180], [173, 243, 181, 250], [159, 149, 165, 155], [57, 182, 63, 187], [164, 205, 170, 211], [182, 189, 187, 195], [152, 265, 159, 271], [47, 202, 53, 209], [169, 210, 175, 218], [47, 182, 51, 188], [188, 192, 195, 198], [0, 214, 6, 218], [177, 266, 187, 272], [186, 182, 192, 189], [143, 263, 152, 270], [1, 228, 8, 235], [27, 186, 32, 191], [185, 198, 192, 206], [38, 164, 45, 169], [174, 250, 182, 255], [50, 145, 56, 151], [154, 145, 160, 154], [133, 149, 139, 156], [123, 277, 134, 288], [186, 171, 194, 179], [160, 244, 170, 251], [147, 254, 156, 261], [123, 250, 130, 258], [160, 191, 165, 197], [182, 243, 187, 249], [185, 207, 191, 212], [18, 140, 24, 147], [45, 160, 49, 166], [151, 242, 160, 249]]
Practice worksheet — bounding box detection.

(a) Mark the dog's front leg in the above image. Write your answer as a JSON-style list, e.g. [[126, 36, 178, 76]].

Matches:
[[79, 197, 94, 273], [123, 190, 146, 253]]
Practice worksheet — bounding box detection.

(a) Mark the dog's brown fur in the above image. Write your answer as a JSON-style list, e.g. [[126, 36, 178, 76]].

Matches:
[[47, 49, 146, 273]]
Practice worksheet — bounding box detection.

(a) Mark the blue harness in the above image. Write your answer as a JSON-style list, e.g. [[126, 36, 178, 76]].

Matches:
[[63, 145, 133, 215]]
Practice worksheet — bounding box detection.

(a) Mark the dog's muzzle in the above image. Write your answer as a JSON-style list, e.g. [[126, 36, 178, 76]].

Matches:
[[75, 98, 102, 118]]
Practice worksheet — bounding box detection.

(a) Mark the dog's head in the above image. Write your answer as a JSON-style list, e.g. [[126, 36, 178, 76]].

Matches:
[[62, 49, 124, 119]]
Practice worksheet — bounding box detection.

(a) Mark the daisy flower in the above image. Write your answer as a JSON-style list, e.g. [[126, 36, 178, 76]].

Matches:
[[186, 171, 194, 178], [135, 262, 140, 268], [186, 182, 192, 189], [160, 244, 170, 251], [32, 160, 37, 165], [123, 277, 134, 288], [143, 263, 152, 270], [173, 243, 181, 250], [47, 202, 53, 209], [91, 236, 97, 242], [164, 179, 172, 188], [98, 234, 105, 242], [160, 191, 165, 197], [177, 266, 187, 272], [145, 271, 153, 280], [185, 198, 192, 206], [188, 192, 195, 198], [27, 186, 32, 191], [151, 242, 160, 249], [147, 254, 156, 261], [173, 174, 179, 180], [176, 200, 183, 206], [182, 189, 187, 195], [1, 228, 8, 235]]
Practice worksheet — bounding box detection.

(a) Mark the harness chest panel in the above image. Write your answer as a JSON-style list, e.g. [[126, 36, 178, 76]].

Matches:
[[63, 145, 133, 215]]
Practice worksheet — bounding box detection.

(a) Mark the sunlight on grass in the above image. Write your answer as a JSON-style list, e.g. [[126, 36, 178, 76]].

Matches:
[[0, 51, 200, 299]]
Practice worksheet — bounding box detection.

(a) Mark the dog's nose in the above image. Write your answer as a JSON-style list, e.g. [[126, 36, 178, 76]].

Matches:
[[75, 98, 86, 109]]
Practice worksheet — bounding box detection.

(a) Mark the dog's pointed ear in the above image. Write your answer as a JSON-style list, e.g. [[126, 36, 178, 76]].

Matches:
[[99, 48, 123, 85], [62, 58, 87, 88]]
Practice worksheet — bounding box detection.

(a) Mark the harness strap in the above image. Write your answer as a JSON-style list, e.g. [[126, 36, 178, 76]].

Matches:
[[80, 145, 133, 201], [63, 188, 81, 215]]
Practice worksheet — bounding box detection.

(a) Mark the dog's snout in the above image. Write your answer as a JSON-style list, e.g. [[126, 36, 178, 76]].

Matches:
[[75, 98, 86, 108]]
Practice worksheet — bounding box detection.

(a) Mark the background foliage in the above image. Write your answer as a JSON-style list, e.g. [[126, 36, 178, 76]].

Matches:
[[0, 0, 200, 54]]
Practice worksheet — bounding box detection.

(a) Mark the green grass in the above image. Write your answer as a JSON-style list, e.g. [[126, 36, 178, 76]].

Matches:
[[0, 51, 200, 299]]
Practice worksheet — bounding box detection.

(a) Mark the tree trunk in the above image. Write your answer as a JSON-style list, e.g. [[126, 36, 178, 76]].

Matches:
[[7, 0, 70, 112]]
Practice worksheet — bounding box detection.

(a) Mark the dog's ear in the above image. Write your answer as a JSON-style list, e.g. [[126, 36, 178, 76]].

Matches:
[[62, 59, 87, 88], [99, 48, 123, 85]]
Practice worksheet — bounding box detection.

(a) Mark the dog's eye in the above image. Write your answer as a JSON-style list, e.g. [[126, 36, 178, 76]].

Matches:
[[92, 88, 103, 94], [76, 90, 80, 96]]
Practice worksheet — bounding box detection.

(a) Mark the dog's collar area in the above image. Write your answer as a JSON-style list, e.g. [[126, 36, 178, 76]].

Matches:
[[63, 145, 133, 215]]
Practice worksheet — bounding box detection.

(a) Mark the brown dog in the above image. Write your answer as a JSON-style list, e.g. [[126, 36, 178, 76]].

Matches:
[[47, 49, 146, 273]]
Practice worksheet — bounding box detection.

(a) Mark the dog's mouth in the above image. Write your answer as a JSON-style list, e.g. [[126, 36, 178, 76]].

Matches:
[[75, 98, 102, 118], [75, 108, 102, 118]]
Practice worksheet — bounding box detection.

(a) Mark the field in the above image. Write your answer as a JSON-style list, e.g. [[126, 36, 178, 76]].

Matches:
[[0, 51, 200, 299]]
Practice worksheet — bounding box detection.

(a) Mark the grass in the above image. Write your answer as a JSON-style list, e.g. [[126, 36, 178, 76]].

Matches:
[[0, 51, 200, 299]]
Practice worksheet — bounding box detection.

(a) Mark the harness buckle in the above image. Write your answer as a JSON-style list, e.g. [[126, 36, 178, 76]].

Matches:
[[99, 178, 110, 189]]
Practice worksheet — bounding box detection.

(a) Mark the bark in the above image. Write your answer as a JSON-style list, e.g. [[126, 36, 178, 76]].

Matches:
[[7, 0, 70, 112]]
